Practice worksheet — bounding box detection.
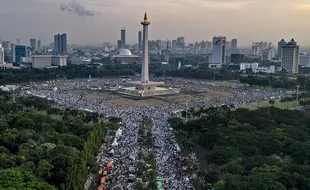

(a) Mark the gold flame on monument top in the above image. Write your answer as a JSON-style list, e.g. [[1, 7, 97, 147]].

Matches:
[[141, 12, 150, 25]]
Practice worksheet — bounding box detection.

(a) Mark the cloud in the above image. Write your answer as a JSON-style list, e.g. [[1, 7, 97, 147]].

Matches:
[[60, 0, 100, 16]]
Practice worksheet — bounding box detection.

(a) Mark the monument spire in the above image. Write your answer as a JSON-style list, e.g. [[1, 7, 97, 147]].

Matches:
[[144, 12, 148, 21], [141, 13, 151, 83]]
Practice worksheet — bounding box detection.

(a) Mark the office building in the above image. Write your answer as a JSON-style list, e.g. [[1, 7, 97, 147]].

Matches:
[[0, 44, 4, 64], [212, 36, 226, 64], [16, 38, 20, 45], [117, 40, 122, 50], [15, 45, 26, 63], [281, 39, 299, 73], [231, 39, 237, 49], [231, 54, 244, 63], [278, 39, 286, 59], [61, 34, 67, 53], [121, 28, 126, 48], [54, 33, 67, 54], [2, 41, 10, 52], [37, 40, 41, 51], [138, 31, 142, 52], [32, 55, 67, 68], [11, 44, 16, 62], [252, 45, 260, 55], [30, 38, 36, 50], [240, 63, 259, 71], [32, 55, 53, 68], [172, 40, 177, 50], [299, 53, 310, 67], [261, 47, 276, 61]]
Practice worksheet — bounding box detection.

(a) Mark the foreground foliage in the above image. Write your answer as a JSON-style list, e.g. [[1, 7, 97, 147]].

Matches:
[[0, 91, 110, 189], [169, 106, 310, 190]]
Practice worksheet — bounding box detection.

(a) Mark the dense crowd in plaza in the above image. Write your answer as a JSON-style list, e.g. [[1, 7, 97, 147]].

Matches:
[[18, 77, 289, 190]]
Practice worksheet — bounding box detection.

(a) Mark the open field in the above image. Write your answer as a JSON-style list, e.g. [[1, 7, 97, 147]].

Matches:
[[237, 100, 298, 110], [214, 81, 243, 87], [166, 94, 194, 101], [199, 90, 233, 98], [106, 98, 166, 106], [85, 93, 107, 99]]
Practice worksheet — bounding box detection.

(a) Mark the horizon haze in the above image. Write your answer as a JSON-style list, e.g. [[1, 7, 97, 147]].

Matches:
[[0, 0, 309, 46]]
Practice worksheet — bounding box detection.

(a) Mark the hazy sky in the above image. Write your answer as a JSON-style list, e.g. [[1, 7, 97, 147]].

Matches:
[[0, 0, 309, 46]]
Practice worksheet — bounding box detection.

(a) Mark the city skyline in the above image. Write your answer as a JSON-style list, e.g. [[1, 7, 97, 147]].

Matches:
[[0, 0, 309, 46]]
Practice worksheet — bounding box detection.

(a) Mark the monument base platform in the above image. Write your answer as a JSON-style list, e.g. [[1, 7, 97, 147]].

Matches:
[[111, 81, 180, 98]]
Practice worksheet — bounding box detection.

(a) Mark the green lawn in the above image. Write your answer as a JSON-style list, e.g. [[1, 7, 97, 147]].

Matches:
[[214, 81, 243, 87], [237, 100, 298, 110]]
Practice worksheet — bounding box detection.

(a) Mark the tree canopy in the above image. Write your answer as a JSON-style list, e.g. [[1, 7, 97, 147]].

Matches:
[[0, 91, 112, 189], [169, 106, 310, 190]]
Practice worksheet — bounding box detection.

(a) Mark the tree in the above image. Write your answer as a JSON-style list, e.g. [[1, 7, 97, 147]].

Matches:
[[0, 169, 56, 190], [50, 155, 74, 186], [36, 159, 53, 181], [269, 99, 275, 107]]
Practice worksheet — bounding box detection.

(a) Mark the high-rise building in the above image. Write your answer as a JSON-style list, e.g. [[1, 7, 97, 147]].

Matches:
[[138, 31, 142, 51], [30, 38, 36, 50], [54, 34, 60, 53], [299, 53, 310, 67], [37, 40, 41, 51], [231, 39, 237, 49], [61, 34, 67, 53], [262, 47, 276, 61], [281, 39, 299, 73], [16, 38, 20, 45], [0, 44, 4, 64], [176, 37, 185, 47], [252, 46, 260, 55], [15, 45, 26, 63], [172, 40, 177, 50], [117, 40, 122, 50], [278, 39, 286, 59], [121, 28, 126, 48], [212, 36, 226, 64], [2, 41, 11, 52], [54, 33, 67, 54], [11, 44, 16, 62]]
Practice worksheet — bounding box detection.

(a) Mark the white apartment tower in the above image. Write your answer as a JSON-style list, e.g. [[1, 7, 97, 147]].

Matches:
[[212, 36, 226, 64], [281, 39, 299, 74]]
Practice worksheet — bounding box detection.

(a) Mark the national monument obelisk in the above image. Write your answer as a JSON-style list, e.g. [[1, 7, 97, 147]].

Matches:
[[113, 13, 180, 97], [141, 13, 150, 83]]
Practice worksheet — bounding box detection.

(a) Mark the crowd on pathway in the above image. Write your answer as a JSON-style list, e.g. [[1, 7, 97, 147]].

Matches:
[[18, 77, 290, 190]]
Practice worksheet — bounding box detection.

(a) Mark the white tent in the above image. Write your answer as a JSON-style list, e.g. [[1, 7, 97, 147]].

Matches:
[[115, 128, 122, 138], [109, 149, 115, 154], [112, 138, 118, 147]]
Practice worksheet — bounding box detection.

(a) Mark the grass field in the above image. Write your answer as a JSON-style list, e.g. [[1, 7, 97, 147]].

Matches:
[[214, 81, 243, 87], [166, 94, 194, 101], [106, 98, 166, 106], [199, 90, 233, 98], [237, 100, 298, 110]]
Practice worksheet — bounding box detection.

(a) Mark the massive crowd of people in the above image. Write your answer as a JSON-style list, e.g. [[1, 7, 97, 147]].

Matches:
[[18, 77, 289, 189]]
